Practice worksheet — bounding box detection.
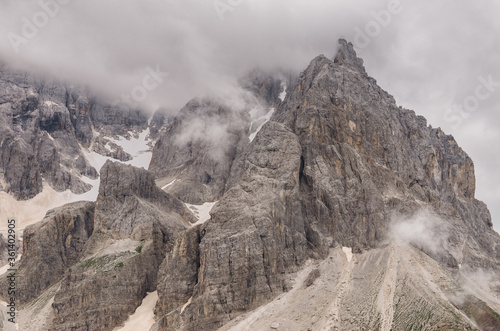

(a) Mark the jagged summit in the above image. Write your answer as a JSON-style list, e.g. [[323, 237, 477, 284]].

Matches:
[[333, 38, 367, 73], [148, 40, 500, 330]]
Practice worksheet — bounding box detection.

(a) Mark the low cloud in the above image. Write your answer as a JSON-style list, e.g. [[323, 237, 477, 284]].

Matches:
[[0, 0, 388, 113], [388, 210, 449, 254]]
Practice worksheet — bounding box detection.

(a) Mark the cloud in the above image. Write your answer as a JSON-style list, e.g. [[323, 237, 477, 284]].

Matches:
[[0, 0, 386, 112], [388, 210, 449, 254]]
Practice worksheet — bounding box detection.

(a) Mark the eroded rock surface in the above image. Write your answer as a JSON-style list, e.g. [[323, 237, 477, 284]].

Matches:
[[0, 201, 95, 304], [152, 40, 500, 330], [149, 98, 250, 204]]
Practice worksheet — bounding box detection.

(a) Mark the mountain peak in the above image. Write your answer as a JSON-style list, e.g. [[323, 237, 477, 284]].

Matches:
[[333, 38, 366, 74]]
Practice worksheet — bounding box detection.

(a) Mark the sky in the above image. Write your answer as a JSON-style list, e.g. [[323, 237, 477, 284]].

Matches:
[[0, 0, 499, 230]]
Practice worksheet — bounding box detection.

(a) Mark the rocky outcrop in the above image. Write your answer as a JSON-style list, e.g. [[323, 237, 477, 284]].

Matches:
[[149, 98, 250, 204], [0, 234, 8, 266], [154, 121, 317, 330], [239, 69, 284, 106], [155, 225, 201, 325], [49, 161, 195, 330], [1, 136, 43, 200], [271, 40, 497, 265], [0, 201, 95, 304], [152, 40, 500, 330], [89, 160, 195, 244], [0, 160, 197, 330], [1, 40, 499, 331]]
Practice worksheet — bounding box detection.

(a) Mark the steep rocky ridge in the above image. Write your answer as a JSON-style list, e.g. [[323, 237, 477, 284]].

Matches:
[[151, 40, 500, 330], [0, 161, 195, 330], [0, 201, 95, 304], [49, 161, 195, 330], [149, 70, 291, 204]]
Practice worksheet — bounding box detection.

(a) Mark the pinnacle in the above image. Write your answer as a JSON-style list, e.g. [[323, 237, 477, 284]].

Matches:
[[333, 39, 367, 74]]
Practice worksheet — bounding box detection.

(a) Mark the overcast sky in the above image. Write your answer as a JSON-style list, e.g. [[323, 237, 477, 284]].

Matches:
[[1, 0, 499, 230]]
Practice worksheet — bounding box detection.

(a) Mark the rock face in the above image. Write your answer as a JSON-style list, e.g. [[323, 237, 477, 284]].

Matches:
[[156, 121, 312, 330], [0, 63, 149, 200], [149, 98, 250, 204], [151, 40, 500, 330], [0, 161, 194, 330], [49, 161, 194, 331], [0, 201, 95, 304], [149, 69, 290, 204], [0, 234, 8, 266], [239, 69, 284, 106]]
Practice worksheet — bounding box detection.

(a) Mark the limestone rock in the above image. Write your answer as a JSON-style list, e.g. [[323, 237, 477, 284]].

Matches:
[[0, 201, 95, 304], [152, 40, 500, 330], [49, 161, 195, 330], [2, 40, 500, 331], [0, 62, 149, 200], [150, 98, 250, 204]]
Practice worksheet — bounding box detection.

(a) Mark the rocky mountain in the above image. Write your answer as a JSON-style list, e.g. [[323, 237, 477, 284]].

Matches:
[[1, 40, 499, 331], [0, 63, 149, 200]]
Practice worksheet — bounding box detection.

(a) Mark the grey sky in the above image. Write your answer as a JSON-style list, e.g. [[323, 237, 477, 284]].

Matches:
[[1, 0, 499, 229]]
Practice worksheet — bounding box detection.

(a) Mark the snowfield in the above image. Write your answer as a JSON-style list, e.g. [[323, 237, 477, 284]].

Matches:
[[279, 85, 287, 101], [106, 128, 153, 170], [115, 291, 158, 331], [184, 201, 218, 226], [249, 108, 275, 142]]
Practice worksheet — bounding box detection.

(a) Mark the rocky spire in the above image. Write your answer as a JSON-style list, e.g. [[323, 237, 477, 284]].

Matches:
[[333, 38, 367, 74]]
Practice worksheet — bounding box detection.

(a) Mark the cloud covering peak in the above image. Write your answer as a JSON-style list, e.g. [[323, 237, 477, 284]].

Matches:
[[0, 0, 388, 112]]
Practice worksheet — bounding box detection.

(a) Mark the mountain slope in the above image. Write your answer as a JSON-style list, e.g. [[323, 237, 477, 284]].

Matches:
[[151, 40, 500, 330]]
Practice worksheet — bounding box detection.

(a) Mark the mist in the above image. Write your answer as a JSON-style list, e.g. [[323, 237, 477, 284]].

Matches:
[[0, 0, 386, 113], [388, 210, 450, 255]]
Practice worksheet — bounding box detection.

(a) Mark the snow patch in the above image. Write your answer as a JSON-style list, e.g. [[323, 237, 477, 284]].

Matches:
[[115, 291, 158, 331], [0, 184, 95, 237], [348, 120, 356, 131], [161, 179, 177, 190], [184, 201, 218, 226], [82, 148, 114, 173], [78, 126, 154, 201], [107, 128, 153, 169], [342, 247, 353, 262], [279, 85, 287, 101], [181, 296, 192, 314], [0, 127, 155, 237], [44, 101, 57, 107], [0, 142, 117, 236], [249, 108, 275, 142]]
